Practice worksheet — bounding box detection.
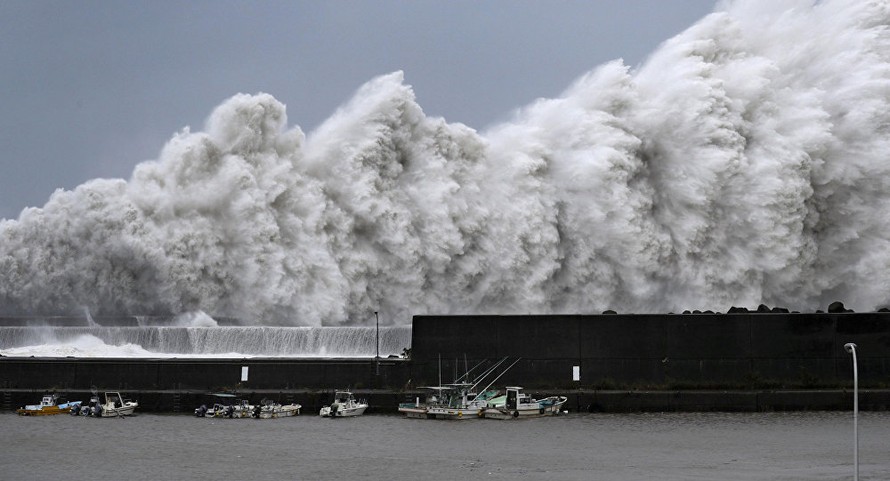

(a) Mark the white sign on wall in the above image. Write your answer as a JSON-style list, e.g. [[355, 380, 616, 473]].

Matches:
[[572, 365, 580, 382], [241, 366, 249, 382]]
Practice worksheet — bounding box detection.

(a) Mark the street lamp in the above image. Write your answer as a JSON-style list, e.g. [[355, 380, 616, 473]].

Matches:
[[844, 342, 858, 481], [375, 311, 380, 376]]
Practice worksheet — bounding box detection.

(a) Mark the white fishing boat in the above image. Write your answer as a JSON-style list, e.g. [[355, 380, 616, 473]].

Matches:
[[399, 357, 518, 420], [424, 383, 499, 420], [88, 391, 139, 418], [253, 398, 301, 419], [17, 393, 81, 416], [398, 386, 446, 419], [319, 390, 368, 417], [482, 386, 566, 419], [399, 385, 499, 420]]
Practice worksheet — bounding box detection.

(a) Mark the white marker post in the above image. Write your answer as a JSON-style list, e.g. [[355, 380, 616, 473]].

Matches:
[[844, 342, 858, 481], [573, 365, 580, 412]]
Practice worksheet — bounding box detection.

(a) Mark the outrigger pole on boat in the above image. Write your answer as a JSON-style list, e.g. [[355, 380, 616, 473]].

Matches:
[[431, 355, 520, 399], [440, 356, 523, 402], [469, 357, 521, 404], [452, 355, 500, 385]]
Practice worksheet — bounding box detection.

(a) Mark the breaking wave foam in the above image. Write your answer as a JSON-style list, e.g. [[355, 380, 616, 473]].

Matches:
[[2, 0, 889, 324], [0, 325, 412, 358]]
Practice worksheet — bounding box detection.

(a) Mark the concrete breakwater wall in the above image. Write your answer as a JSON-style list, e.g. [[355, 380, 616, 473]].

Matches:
[[0, 357, 411, 413], [0, 358, 410, 391], [409, 312, 890, 389], [1, 311, 889, 412]]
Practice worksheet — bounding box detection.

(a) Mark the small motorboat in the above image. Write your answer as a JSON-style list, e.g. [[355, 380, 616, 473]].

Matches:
[[320, 390, 368, 418], [17, 393, 81, 416], [482, 386, 566, 419], [252, 398, 301, 419], [84, 391, 138, 417], [72, 391, 102, 416], [195, 393, 253, 418]]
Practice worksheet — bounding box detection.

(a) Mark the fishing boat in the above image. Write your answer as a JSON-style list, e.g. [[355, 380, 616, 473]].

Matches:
[[319, 390, 368, 417], [424, 383, 501, 420], [252, 398, 301, 419], [398, 386, 447, 419], [482, 386, 567, 419], [398, 357, 518, 420], [16, 393, 81, 416]]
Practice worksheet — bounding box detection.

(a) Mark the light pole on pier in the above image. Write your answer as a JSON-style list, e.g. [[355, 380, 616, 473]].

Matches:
[[844, 342, 859, 481], [375, 311, 380, 376]]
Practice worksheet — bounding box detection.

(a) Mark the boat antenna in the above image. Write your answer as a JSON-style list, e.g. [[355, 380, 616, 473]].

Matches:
[[464, 354, 468, 382]]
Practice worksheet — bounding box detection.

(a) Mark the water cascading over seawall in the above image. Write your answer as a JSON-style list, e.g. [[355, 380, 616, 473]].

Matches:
[[0, 316, 411, 358]]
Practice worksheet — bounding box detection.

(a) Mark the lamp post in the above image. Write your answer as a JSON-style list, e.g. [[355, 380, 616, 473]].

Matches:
[[844, 342, 858, 481], [374, 311, 380, 376]]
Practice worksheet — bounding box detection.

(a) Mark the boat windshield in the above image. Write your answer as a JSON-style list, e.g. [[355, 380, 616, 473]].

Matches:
[[335, 392, 351, 401]]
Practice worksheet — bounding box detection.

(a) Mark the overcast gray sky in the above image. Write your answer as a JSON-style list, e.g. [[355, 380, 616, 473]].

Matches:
[[0, 0, 717, 221]]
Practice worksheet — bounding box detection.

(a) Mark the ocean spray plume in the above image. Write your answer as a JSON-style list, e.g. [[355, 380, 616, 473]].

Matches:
[[1, 0, 889, 323]]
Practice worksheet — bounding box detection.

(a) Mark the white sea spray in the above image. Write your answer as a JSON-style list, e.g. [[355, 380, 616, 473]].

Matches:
[[1, 0, 888, 324]]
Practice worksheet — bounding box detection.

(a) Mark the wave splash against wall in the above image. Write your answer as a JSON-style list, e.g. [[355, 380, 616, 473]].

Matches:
[[1, 0, 889, 324], [0, 315, 411, 358]]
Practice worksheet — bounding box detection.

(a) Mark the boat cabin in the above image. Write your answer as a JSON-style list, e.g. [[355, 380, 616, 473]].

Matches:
[[334, 391, 354, 404], [105, 392, 120, 408], [504, 386, 532, 410]]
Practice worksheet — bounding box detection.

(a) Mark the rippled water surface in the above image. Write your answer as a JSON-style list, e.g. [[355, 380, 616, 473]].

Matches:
[[2, 411, 888, 480]]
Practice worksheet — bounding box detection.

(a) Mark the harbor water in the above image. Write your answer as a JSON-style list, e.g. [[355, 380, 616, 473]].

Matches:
[[3, 411, 889, 480]]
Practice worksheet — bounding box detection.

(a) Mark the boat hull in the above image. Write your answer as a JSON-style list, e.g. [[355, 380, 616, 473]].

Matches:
[[258, 404, 301, 419], [320, 404, 368, 417], [425, 407, 481, 420], [99, 403, 138, 417], [483, 397, 567, 420], [398, 405, 482, 420], [398, 405, 430, 419], [17, 394, 81, 416], [16, 403, 80, 416]]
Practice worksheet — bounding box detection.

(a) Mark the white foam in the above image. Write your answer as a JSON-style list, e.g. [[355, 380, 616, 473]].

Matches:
[[1, 0, 888, 322], [0, 326, 412, 358]]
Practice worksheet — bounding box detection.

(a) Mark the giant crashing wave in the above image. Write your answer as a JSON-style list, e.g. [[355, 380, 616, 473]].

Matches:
[[1, 0, 889, 326]]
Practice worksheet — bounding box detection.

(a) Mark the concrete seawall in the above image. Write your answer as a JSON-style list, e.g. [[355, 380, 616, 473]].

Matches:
[[0, 357, 410, 391], [410, 313, 890, 389], [2, 312, 889, 413]]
